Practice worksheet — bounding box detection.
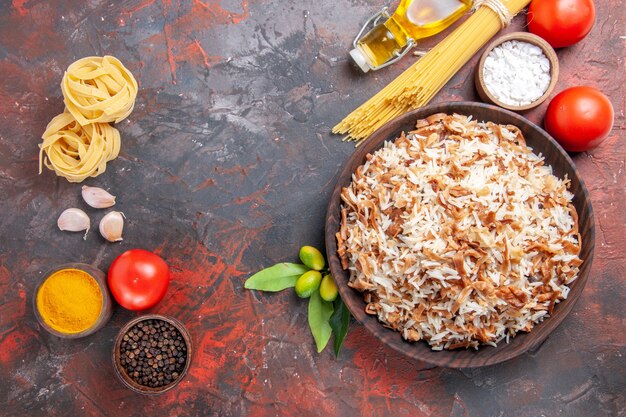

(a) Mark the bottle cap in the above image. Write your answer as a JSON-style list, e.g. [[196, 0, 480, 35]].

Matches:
[[349, 48, 371, 73]]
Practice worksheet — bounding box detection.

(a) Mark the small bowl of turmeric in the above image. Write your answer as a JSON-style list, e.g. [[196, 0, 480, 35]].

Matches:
[[33, 263, 113, 338]]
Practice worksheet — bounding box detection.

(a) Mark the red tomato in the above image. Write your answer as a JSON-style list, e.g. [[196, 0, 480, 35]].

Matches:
[[528, 0, 595, 48], [108, 249, 170, 310], [544, 86, 614, 152]]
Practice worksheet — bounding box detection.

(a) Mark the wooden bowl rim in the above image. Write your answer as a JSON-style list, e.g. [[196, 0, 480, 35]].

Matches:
[[33, 263, 113, 339], [112, 314, 192, 395], [475, 32, 559, 112], [325, 102, 595, 368]]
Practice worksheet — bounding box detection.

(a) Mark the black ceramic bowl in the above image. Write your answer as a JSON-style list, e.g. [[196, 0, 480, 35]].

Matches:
[[325, 102, 594, 368]]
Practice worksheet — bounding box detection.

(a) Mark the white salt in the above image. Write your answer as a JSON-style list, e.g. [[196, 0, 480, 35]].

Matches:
[[483, 40, 551, 107]]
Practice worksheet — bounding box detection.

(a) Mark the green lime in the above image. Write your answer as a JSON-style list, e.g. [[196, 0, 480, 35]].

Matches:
[[299, 246, 325, 271], [295, 270, 322, 298], [319, 274, 338, 302]]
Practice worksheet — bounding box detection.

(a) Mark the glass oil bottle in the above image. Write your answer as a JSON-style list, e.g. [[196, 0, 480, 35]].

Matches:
[[350, 0, 473, 72]]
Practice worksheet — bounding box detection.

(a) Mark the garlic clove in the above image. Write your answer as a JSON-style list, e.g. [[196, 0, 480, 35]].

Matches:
[[58, 208, 90, 239], [99, 211, 125, 242], [82, 185, 116, 209]]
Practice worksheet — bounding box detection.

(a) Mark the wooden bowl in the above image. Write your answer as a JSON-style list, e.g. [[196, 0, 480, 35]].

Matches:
[[33, 263, 113, 339], [475, 32, 559, 112], [113, 314, 192, 395], [325, 102, 594, 368]]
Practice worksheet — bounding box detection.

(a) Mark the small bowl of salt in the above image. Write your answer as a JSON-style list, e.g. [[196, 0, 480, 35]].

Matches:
[[475, 32, 559, 112]]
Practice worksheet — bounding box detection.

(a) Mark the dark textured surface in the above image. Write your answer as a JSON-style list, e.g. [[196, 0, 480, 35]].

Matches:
[[326, 102, 596, 369], [0, 1, 624, 416]]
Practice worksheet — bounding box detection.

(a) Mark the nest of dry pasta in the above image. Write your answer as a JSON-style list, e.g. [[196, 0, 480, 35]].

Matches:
[[337, 113, 582, 350]]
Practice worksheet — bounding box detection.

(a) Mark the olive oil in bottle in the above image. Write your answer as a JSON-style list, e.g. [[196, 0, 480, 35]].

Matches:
[[350, 0, 473, 72]]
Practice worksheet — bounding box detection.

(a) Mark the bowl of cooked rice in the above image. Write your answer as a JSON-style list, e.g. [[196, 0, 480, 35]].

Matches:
[[325, 102, 594, 368]]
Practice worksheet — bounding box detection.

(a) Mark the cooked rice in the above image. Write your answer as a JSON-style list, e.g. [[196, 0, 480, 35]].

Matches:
[[337, 113, 582, 350]]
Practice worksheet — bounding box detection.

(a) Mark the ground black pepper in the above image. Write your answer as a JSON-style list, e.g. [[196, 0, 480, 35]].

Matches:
[[119, 319, 187, 388]]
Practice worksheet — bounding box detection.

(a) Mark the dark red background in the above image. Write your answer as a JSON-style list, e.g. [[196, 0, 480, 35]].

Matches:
[[0, 1, 624, 416]]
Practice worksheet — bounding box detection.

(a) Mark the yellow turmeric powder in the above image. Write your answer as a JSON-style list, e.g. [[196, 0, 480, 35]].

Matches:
[[36, 268, 102, 334]]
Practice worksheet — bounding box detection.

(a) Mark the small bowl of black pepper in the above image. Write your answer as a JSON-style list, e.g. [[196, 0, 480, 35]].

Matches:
[[113, 314, 192, 395]]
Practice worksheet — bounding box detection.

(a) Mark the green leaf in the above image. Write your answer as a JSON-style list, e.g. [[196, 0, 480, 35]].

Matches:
[[308, 290, 334, 353], [329, 297, 351, 357], [244, 263, 310, 291]]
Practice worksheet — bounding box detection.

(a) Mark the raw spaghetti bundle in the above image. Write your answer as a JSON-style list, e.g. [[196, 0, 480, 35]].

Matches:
[[39, 111, 121, 183], [39, 56, 137, 182], [333, 0, 531, 143], [62, 56, 138, 125]]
